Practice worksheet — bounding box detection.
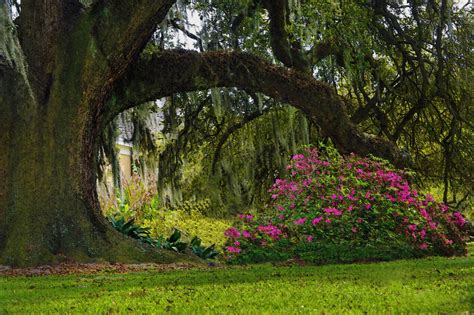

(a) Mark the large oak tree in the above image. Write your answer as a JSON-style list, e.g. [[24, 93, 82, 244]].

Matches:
[[0, 0, 409, 266]]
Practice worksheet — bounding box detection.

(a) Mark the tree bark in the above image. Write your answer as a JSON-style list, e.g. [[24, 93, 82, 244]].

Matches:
[[113, 49, 408, 167], [0, 1, 183, 267]]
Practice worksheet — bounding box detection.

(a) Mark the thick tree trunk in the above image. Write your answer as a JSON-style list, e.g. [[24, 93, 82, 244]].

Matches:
[[0, 71, 185, 267], [0, 72, 181, 267], [0, 3, 182, 266]]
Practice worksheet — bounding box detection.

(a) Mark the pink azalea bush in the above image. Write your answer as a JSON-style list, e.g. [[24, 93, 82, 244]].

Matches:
[[224, 146, 468, 264]]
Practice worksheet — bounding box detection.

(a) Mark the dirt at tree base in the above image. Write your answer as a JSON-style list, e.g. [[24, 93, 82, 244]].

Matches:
[[0, 261, 217, 277]]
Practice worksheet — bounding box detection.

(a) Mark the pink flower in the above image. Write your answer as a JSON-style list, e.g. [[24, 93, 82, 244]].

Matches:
[[258, 225, 283, 239], [242, 231, 251, 238], [426, 194, 435, 203], [311, 217, 323, 225], [419, 243, 428, 250], [347, 205, 354, 212], [408, 224, 417, 232], [453, 212, 466, 226], [294, 218, 306, 225], [420, 229, 426, 239], [234, 241, 240, 246], [419, 209, 429, 218], [306, 235, 314, 242], [428, 222, 437, 230], [324, 207, 342, 216], [357, 218, 363, 223], [352, 227, 358, 233], [224, 227, 241, 238], [292, 154, 305, 160], [226, 246, 241, 253]]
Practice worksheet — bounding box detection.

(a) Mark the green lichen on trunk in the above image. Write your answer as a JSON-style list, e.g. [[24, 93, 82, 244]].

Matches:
[[0, 4, 193, 267]]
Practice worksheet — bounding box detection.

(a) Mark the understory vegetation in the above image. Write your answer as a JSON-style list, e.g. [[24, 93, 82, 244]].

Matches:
[[1, 246, 473, 313], [224, 146, 468, 264], [103, 185, 231, 249], [102, 144, 469, 265], [91, 0, 472, 268], [103, 183, 228, 259]]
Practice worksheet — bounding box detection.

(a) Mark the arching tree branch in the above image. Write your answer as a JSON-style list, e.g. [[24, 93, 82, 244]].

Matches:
[[112, 49, 409, 167]]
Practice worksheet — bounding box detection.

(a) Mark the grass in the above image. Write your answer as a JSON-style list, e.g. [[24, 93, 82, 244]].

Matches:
[[1, 245, 473, 314]]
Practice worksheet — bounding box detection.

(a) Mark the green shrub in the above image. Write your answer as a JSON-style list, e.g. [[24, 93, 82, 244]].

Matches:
[[224, 146, 469, 264], [105, 183, 229, 259], [142, 199, 231, 248], [189, 236, 219, 260], [108, 216, 157, 246], [102, 176, 231, 248]]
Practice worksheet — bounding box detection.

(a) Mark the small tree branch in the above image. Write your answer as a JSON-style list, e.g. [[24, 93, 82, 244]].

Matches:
[[211, 108, 269, 174], [169, 18, 203, 51], [261, 0, 309, 72], [112, 49, 409, 167]]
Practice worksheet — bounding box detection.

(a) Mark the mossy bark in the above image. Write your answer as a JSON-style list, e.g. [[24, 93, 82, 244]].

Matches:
[[0, 2, 184, 267], [0, 52, 183, 267]]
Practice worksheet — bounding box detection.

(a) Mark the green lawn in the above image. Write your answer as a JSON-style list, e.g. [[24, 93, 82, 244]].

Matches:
[[1, 248, 473, 314]]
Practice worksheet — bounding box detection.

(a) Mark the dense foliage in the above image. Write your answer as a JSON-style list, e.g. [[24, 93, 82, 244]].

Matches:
[[102, 177, 229, 259], [100, 0, 473, 218], [108, 213, 219, 260], [224, 146, 468, 264]]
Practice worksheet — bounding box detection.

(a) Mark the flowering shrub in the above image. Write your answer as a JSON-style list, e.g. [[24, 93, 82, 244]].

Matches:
[[224, 146, 468, 264]]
